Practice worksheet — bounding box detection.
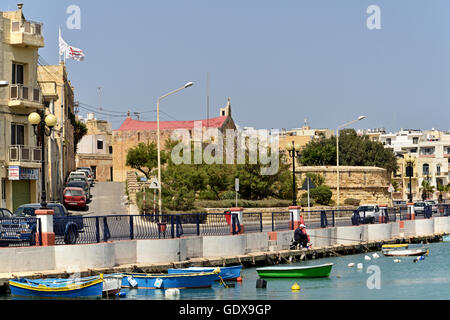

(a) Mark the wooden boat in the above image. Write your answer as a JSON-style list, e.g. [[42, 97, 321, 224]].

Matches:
[[256, 263, 333, 278], [382, 244, 429, 257], [102, 274, 123, 296], [167, 265, 243, 281], [9, 274, 103, 298], [121, 270, 219, 289]]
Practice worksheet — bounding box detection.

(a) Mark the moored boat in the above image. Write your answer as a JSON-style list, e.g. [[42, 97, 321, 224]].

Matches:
[[167, 265, 242, 281], [121, 270, 219, 289], [382, 244, 429, 257], [442, 235, 450, 242], [256, 263, 333, 278], [9, 274, 104, 298]]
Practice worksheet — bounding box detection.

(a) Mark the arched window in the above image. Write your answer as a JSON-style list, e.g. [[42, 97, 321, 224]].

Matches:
[[437, 164, 441, 176]]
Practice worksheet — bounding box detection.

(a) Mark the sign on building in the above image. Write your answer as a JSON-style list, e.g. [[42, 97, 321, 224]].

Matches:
[[8, 166, 20, 181]]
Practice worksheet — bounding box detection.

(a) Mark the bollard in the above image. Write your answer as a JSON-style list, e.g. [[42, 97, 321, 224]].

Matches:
[[289, 206, 302, 230], [407, 203, 415, 220], [379, 204, 388, 223], [35, 209, 55, 246]]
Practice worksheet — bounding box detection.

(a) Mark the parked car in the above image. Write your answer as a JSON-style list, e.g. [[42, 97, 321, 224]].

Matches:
[[393, 200, 406, 206], [63, 187, 87, 210], [351, 204, 382, 224], [69, 171, 88, 181], [0, 203, 84, 245], [66, 180, 91, 200], [76, 168, 94, 186], [0, 208, 13, 218], [414, 201, 427, 215], [67, 176, 89, 186], [424, 200, 438, 214]]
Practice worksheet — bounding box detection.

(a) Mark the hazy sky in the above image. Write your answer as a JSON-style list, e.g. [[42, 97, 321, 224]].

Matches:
[[4, 0, 449, 132]]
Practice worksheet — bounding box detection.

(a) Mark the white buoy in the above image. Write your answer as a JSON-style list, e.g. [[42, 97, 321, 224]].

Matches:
[[394, 259, 401, 263], [364, 255, 371, 261], [348, 263, 355, 268], [357, 263, 363, 270], [372, 253, 379, 259], [165, 288, 180, 299]]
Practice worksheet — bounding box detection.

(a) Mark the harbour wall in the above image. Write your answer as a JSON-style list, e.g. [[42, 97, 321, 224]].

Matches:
[[0, 217, 449, 280]]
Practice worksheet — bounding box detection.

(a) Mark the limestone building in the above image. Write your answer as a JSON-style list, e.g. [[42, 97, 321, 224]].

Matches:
[[0, 4, 44, 211], [76, 113, 113, 182], [112, 100, 237, 182], [37, 62, 76, 201]]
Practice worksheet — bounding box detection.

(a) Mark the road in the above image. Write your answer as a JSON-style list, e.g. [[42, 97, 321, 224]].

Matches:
[[68, 182, 129, 217]]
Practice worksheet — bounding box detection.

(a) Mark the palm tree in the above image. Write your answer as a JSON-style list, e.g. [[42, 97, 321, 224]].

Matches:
[[437, 183, 449, 203], [420, 177, 435, 201]]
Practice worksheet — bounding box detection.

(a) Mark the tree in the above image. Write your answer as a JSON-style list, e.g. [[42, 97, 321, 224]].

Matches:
[[299, 129, 399, 174], [126, 142, 163, 179], [420, 177, 435, 200], [73, 120, 87, 153]]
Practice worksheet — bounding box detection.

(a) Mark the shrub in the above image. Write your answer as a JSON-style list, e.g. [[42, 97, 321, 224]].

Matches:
[[310, 186, 333, 206]]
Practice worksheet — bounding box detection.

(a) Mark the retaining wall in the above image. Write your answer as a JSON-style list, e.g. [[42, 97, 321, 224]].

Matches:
[[0, 217, 449, 275]]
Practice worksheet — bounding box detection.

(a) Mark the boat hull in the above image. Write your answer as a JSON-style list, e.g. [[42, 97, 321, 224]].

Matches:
[[103, 274, 123, 296], [382, 249, 428, 257], [167, 266, 242, 281], [9, 276, 103, 298], [121, 272, 217, 289], [256, 263, 333, 278]]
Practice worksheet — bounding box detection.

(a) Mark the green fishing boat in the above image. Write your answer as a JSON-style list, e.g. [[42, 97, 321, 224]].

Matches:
[[256, 263, 333, 278]]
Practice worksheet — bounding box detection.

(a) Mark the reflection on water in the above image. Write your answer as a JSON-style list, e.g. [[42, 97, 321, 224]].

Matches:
[[4, 242, 450, 300]]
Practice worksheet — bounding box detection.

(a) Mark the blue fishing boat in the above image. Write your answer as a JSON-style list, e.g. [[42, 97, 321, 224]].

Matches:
[[167, 265, 243, 281], [9, 274, 104, 298], [121, 270, 219, 289]]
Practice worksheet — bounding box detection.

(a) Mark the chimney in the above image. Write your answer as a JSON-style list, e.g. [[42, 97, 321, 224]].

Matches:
[[17, 3, 23, 10]]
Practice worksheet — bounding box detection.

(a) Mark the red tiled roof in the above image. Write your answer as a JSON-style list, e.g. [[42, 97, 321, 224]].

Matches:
[[115, 116, 228, 132]]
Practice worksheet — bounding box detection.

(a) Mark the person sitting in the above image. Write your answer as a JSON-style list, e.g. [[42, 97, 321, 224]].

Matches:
[[293, 224, 310, 248]]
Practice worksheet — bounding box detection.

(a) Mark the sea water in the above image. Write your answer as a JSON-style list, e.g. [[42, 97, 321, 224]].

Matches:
[[4, 242, 450, 300]]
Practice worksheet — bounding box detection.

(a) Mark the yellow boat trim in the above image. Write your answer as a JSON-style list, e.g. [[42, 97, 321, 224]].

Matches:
[[9, 278, 103, 292], [382, 244, 409, 249]]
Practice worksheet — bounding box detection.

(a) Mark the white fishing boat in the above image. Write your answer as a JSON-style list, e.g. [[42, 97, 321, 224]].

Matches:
[[382, 244, 429, 257], [102, 274, 123, 296]]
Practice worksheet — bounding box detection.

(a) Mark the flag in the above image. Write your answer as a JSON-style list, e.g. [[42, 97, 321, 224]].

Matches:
[[59, 28, 85, 62]]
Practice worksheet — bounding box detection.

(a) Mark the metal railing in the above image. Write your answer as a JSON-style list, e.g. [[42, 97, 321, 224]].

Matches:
[[9, 145, 42, 163]]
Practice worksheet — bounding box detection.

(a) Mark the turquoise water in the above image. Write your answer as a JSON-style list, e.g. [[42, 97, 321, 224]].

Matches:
[[120, 242, 450, 300], [6, 242, 450, 300]]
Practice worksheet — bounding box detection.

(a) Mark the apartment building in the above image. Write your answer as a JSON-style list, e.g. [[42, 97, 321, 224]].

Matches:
[[37, 62, 76, 200], [380, 129, 450, 201], [0, 4, 44, 211]]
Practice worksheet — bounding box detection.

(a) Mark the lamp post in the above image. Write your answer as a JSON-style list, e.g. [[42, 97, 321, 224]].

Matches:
[[286, 141, 301, 206], [336, 116, 366, 209], [157, 82, 194, 215], [405, 156, 414, 203], [28, 111, 57, 209]]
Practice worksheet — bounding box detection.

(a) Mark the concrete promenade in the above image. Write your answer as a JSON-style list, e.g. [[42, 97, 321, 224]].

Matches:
[[0, 216, 449, 290]]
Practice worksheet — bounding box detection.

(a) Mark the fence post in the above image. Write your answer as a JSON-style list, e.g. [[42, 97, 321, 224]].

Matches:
[[103, 217, 111, 242], [407, 202, 415, 220], [196, 214, 200, 236], [38, 219, 42, 246], [130, 216, 134, 240], [95, 217, 100, 243], [260, 212, 263, 232], [171, 215, 175, 239], [332, 210, 335, 227], [320, 211, 328, 228]]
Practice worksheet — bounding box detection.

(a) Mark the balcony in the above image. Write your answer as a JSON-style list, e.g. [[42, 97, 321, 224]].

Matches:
[[8, 145, 42, 168], [9, 85, 43, 109], [8, 20, 44, 48]]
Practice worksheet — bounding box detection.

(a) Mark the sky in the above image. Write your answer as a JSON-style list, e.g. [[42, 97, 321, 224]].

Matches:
[[3, 0, 450, 132]]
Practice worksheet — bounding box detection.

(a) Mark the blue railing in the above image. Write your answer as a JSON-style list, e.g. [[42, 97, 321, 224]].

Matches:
[[0, 217, 42, 247]]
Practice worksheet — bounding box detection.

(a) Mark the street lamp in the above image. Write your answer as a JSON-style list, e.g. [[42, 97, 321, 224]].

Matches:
[[286, 141, 301, 206], [29, 111, 58, 209], [156, 82, 194, 215], [336, 116, 366, 209]]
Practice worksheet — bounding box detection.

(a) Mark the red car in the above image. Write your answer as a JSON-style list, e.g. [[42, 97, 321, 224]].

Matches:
[[63, 187, 87, 210]]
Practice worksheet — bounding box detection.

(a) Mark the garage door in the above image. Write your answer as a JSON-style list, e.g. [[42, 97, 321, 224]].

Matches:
[[12, 180, 31, 212]]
